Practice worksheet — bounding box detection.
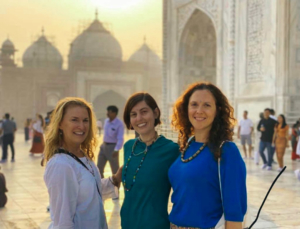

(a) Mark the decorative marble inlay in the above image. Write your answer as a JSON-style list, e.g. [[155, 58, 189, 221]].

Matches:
[[246, 0, 265, 82], [297, 48, 300, 63], [177, 0, 218, 39], [291, 98, 300, 110], [228, 0, 236, 105], [298, 0, 300, 30], [46, 91, 60, 107], [179, 9, 217, 90]]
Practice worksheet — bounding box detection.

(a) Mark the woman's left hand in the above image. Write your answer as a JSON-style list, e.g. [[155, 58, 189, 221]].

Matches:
[[112, 165, 123, 188], [115, 165, 123, 183]]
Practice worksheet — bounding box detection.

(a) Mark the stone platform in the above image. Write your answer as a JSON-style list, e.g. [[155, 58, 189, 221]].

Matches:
[[0, 132, 299, 229]]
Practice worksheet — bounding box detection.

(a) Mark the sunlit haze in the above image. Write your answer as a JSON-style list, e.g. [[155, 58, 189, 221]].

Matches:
[[90, 0, 143, 10], [0, 0, 162, 68]]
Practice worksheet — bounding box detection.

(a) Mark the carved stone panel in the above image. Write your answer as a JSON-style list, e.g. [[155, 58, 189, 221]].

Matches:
[[246, 0, 265, 82], [298, 0, 300, 30], [297, 48, 300, 63], [179, 9, 217, 90], [177, 0, 218, 40], [291, 98, 300, 111], [46, 92, 60, 108]]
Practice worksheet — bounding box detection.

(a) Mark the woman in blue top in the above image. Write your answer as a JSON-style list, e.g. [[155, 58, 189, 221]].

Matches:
[[169, 82, 247, 229], [121, 92, 180, 229]]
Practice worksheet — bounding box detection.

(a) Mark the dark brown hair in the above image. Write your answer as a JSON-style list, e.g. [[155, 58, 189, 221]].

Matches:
[[123, 92, 161, 130], [171, 82, 235, 159]]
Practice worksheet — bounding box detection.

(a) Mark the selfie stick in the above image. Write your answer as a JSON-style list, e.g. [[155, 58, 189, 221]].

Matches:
[[246, 166, 286, 229]]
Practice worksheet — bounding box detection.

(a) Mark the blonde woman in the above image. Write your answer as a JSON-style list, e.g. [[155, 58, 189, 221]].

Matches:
[[44, 97, 121, 229]]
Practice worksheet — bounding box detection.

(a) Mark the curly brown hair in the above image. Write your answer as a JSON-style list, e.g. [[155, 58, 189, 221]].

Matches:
[[171, 82, 235, 159]]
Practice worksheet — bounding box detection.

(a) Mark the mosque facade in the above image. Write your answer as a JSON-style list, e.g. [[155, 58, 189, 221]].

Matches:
[[0, 14, 162, 125], [163, 0, 300, 124]]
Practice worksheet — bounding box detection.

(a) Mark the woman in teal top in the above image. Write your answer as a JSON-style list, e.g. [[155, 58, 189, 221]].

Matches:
[[121, 92, 180, 229]]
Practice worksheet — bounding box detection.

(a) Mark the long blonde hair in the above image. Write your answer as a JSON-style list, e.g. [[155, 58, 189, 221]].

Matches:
[[44, 97, 98, 163]]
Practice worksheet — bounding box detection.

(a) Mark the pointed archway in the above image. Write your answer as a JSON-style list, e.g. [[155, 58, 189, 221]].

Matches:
[[179, 9, 217, 91], [92, 90, 127, 121]]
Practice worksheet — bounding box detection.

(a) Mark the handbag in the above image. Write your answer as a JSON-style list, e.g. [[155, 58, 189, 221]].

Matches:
[[215, 141, 250, 229]]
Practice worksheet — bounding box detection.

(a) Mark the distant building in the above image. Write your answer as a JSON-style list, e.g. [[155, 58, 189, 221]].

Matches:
[[0, 13, 162, 126]]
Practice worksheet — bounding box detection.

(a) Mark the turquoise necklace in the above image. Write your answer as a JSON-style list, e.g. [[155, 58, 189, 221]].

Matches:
[[123, 134, 160, 191]]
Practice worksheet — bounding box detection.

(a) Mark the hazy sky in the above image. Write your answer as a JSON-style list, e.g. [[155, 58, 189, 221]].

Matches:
[[0, 0, 162, 68]]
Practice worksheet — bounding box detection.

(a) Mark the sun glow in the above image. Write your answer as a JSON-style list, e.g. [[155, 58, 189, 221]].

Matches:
[[90, 0, 143, 11]]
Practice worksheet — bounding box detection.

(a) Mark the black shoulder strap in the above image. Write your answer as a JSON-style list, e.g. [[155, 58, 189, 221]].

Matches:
[[56, 148, 89, 171]]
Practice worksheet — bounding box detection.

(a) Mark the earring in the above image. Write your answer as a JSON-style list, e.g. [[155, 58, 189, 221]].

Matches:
[[59, 129, 63, 136]]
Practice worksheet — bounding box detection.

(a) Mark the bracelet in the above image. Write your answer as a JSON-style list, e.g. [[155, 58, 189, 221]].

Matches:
[[109, 176, 118, 186]]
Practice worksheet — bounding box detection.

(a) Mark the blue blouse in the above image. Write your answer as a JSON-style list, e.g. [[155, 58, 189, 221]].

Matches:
[[168, 141, 247, 228]]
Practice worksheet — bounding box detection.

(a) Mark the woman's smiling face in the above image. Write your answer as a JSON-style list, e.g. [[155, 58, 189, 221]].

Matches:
[[59, 105, 90, 146], [129, 101, 158, 136], [188, 89, 217, 133]]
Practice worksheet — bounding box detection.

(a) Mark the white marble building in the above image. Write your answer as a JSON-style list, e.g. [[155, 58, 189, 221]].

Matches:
[[163, 0, 300, 124]]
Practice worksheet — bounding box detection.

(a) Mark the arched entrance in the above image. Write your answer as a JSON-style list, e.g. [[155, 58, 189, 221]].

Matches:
[[92, 90, 127, 121], [179, 9, 217, 91]]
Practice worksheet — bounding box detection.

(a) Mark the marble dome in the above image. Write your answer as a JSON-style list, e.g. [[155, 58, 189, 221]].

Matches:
[[129, 43, 161, 68], [68, 18, 122, 68], [2, 39, 15, 49], [23, 35, 63, 69]]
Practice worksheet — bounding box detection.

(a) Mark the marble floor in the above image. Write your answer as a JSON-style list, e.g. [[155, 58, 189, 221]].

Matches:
[[0, 132, 300, 229]]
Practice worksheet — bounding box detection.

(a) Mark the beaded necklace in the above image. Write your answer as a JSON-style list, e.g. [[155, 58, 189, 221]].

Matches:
[[181, 136, 207, 163], [123, 134, 160, 191], [133, 133, 159, 156]]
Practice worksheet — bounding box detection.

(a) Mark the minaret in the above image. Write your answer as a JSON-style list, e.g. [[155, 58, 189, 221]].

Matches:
[[0, 37, 17, 68], [95, 9, 98, 20]]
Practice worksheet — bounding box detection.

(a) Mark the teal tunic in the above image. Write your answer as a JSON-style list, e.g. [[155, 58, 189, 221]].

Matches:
[[121, 135, 180, 229]]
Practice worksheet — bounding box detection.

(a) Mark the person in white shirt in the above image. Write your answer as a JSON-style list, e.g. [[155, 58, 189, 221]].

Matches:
[[238, 110, 254, 159], [269, 109, 278, 121], [43, 97, 122, 229]]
